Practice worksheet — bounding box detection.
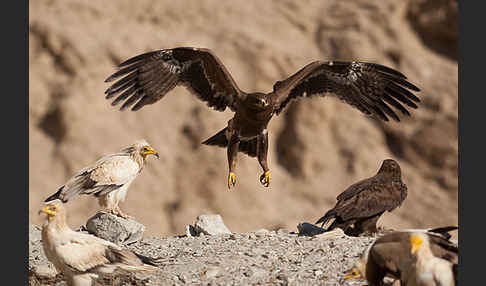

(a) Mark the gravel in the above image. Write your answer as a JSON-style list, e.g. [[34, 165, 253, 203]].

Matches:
[[29, 222, 381, 285]]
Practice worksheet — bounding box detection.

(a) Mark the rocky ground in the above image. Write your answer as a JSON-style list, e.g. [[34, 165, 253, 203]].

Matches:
[[29, 222, 382, 286], [29, 0, 458, 240]]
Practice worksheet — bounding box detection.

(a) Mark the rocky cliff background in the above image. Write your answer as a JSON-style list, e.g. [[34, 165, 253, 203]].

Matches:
[[29, 0, 458, 238]]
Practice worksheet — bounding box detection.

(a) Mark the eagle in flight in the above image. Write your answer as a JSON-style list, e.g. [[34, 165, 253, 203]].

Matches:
[[104, 47, 420, 189]]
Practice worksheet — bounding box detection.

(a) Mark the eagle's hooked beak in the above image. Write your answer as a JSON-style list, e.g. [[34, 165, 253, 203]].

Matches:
[[261, 98, 269, 107], [142, 146, 159, 159], [410, 235, 423, 254]]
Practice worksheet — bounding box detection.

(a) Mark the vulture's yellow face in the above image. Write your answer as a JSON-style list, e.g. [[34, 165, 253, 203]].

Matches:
[[141, 145, 159, 159], [344, 268, 362, 279], [410, 235, 424, 254], [40, 204, 58, 221]]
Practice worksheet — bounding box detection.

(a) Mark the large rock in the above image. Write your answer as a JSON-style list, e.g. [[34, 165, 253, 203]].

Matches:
[[86, 212, 145, 245], [192, 214, 232, 236]]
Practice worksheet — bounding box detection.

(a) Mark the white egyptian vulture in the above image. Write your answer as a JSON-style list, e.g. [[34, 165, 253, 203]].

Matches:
[[344, 226, 458, 286], [44, 139, 159, 218], [40, 200, 160, 286], [405, 231, 458, 286]]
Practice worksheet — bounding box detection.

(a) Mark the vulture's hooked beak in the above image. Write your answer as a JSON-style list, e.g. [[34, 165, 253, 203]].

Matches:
[[343, 268, 362, 279], [39, 205, 56, 216], [143, 146, 159, 159]]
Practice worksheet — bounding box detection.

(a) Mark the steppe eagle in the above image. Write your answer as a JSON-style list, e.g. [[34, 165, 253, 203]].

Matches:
[[315, 159, 407, 235], [104, 47, 420, 189]]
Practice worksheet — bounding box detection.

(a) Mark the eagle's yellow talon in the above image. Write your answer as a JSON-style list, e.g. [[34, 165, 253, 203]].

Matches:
[[260, 171, 271, 187], [228, 172, 237, 189]]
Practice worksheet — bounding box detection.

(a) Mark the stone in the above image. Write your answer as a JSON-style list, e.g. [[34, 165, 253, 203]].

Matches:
[[193, 214, 232, 236], [186, 225, 197, 237], [86, 212, 145, 245], [32, 264, 58, 279], [204, 266, 220, 279], [297, 222, 326, 236], [254, 228, 270, 237], [314, 228, 346, 240]]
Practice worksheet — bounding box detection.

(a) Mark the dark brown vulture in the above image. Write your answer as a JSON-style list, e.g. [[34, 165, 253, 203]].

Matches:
[[315, 159, 407, 235], [104, 47, 420, 189], [344, 226, 458, 286]]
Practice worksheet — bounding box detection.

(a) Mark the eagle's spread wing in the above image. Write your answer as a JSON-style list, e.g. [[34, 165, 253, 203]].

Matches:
[[270, 61, 420, 121], [105, 47, 243, 112]]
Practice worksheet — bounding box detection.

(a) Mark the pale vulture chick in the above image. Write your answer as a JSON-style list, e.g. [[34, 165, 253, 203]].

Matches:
[[44, 139, 159, 218], [344, 227, 458, 286], [40, 200, 160, 286]]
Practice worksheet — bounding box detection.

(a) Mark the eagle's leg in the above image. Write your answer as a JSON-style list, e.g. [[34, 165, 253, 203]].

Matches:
[[227, 133, 240, 189], [257, 130, 271, 187], [356, 213, 382, 235]]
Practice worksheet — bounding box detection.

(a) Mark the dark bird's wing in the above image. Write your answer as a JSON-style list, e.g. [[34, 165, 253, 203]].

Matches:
[[270, 61, 420, 121], [427, 233, 459, 265], [427, 226, 458, 240], [368, 239, 404, 280], [336, 176, 379, 201], [105, 47, 244, 112], [333, 181, 407, 221]]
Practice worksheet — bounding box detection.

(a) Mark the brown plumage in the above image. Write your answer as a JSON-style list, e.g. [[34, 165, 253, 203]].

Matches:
[[344, 227, 458, 286], [315, 159, 407, 235], [104, 47, 420, 189], [39, 200, 161, 286]]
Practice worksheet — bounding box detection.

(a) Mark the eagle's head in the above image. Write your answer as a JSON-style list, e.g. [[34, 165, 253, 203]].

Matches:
[[378, 159, 401, 178], [247, 93, 270, 110]]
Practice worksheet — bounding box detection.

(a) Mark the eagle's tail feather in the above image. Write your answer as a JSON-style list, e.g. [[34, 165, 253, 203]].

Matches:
[[239, 138, 258, 157], [44, 186, 66, 203], [202, 128, 258, 158], [202, 128, 228, 148], [315, 209, 337, 229]]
